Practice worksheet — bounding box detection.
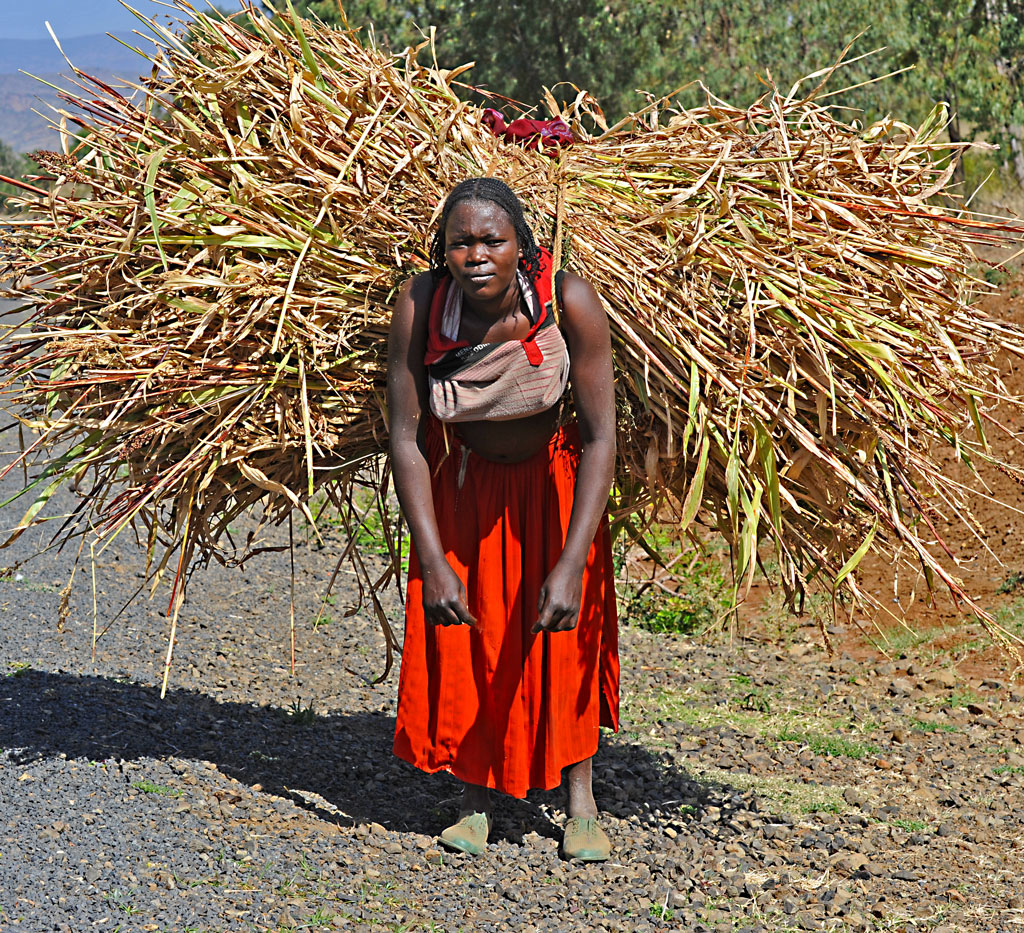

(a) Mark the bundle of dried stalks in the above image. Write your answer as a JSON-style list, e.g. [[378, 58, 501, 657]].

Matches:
[[2, 1, 1023, 674]]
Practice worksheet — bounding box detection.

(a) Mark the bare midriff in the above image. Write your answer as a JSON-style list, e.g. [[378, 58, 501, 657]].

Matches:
[[454, 405, 561, 463]]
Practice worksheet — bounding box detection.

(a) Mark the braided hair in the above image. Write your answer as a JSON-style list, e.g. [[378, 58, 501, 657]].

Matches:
[[429, 177, 541, 280]]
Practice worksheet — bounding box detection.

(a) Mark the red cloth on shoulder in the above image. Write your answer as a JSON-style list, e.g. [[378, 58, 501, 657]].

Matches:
[[392, 418, 620, 798]]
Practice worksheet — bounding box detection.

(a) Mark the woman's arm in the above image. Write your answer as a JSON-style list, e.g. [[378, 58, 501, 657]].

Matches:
[[387, 274, 477, 627], [533, 272, 617, 633]]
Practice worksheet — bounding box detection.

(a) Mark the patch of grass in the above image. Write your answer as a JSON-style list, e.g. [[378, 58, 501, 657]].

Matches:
[[993, 764, 1024, 776], [104, 888, 138, 915], [281, 698, 319, 726], [649, 903, 675, 921], [874, 625, 936, 658], [694, 766, 846, 815], [0, 573, 61, 593], [984, 266, 1011, 287], [311, 611, 335, 632], [620, 574, 729, 635], [998, 571, 1024, 594], [298, 852, 316, 881], [946, 689, 983, 709], [615, 527, 731, 635], [172, 872, 210, 890], [891, 818, 929, 833], [776, 729, 879, 759], [733, 687, 773, 713], [5, 661, 30, 677], [910, 718, 959, 734], [642, 685, 871, 750], [993, 597, 1024, 636], [132, 779, 183, 798], [306, 907, 335, 928]]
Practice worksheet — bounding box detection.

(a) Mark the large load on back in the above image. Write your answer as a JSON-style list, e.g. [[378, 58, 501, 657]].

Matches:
[[2, 1, 1023, 673]]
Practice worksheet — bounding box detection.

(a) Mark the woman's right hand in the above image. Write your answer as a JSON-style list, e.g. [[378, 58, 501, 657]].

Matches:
[[421, 559, 477, 627]]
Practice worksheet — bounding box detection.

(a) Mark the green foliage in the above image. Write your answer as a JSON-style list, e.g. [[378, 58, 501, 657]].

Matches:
[[947, 688, 983, 708], [0, 140, 33, 212], [998, 571, 1024, 594], [649, 903, 675, 921], [132, 779, 184, 797], [776, 728, 879, 759], [282, 697, 319, 725], [283, 0, 1024, 181], [911, 718, 960, 733], [619, 554, 729, 635], [994, 764, 1024, 775], [891, 818, 930, 832], [614, 522, 730, 635]]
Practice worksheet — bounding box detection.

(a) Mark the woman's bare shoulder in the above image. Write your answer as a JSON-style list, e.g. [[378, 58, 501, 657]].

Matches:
[[558, 270, 606, 327], [395, 270, 436, 307]]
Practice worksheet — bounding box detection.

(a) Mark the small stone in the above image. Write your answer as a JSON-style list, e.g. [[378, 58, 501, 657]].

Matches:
[[832, 853, 870, 873], [797, 911, 820, 930], [925, 669, 957, 689], [843, 788, 868, 807], [892, 870, 919, 881], [888, 678, 914, 697]]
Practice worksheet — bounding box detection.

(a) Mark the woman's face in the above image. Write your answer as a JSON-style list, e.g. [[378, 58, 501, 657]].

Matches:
[[443, 199, 522, 305]]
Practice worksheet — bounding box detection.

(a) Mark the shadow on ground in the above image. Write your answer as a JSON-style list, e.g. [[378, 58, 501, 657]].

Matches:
[[1, 668, 724, 845]]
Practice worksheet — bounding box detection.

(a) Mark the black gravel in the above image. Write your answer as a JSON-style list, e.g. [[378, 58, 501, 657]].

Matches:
[[3, 422, 1024, 932]]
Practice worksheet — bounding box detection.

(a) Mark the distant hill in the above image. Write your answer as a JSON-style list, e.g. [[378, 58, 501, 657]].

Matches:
[[0, 33, 148, 77], [0, 33, 150, 155]]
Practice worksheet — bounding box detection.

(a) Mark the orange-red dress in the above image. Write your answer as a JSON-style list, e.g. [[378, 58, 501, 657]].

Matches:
[[392, 417, 620, 798]]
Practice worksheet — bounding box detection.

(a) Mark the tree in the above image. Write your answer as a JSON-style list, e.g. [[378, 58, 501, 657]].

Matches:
[[278, 0, 1024, 185], [0, 139, 33, 213]]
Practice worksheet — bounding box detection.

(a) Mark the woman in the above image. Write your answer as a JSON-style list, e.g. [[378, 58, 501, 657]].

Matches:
[[387, 177, 619, 860]]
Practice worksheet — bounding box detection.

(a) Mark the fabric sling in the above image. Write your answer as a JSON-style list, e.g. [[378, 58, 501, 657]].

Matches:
[[425, 248, 570, 423]]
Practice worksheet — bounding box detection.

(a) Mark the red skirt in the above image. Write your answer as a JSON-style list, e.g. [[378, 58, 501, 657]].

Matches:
[[392, 418, 620, 798]]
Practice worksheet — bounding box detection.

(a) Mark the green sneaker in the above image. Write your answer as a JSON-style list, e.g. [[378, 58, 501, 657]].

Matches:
[[562, 816, 612, 861], [439, 811, 491, 855]]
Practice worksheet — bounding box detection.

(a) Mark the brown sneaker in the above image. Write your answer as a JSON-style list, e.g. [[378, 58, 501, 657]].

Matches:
[[562, 816, 612, 861], [439, 811, 491, 855]]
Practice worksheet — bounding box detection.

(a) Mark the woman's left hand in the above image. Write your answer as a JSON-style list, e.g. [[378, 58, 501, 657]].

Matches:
[[532, 560, 584, 633]]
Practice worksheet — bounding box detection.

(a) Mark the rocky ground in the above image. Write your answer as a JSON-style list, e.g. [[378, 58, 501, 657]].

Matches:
[[2, 480, 1024, 933]]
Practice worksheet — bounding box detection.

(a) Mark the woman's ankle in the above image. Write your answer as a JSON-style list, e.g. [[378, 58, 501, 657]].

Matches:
[[461, 782, 491, 814]]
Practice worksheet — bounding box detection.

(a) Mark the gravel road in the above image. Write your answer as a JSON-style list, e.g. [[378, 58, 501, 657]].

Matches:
[[2, 396, 1024, 932]]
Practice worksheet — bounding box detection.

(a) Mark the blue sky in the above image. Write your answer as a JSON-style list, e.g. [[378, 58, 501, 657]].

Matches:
[[0, 1, 268, 40]]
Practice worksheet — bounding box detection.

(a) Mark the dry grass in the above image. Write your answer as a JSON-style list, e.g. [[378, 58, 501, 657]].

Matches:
[[1, 1, 1024, 680]]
